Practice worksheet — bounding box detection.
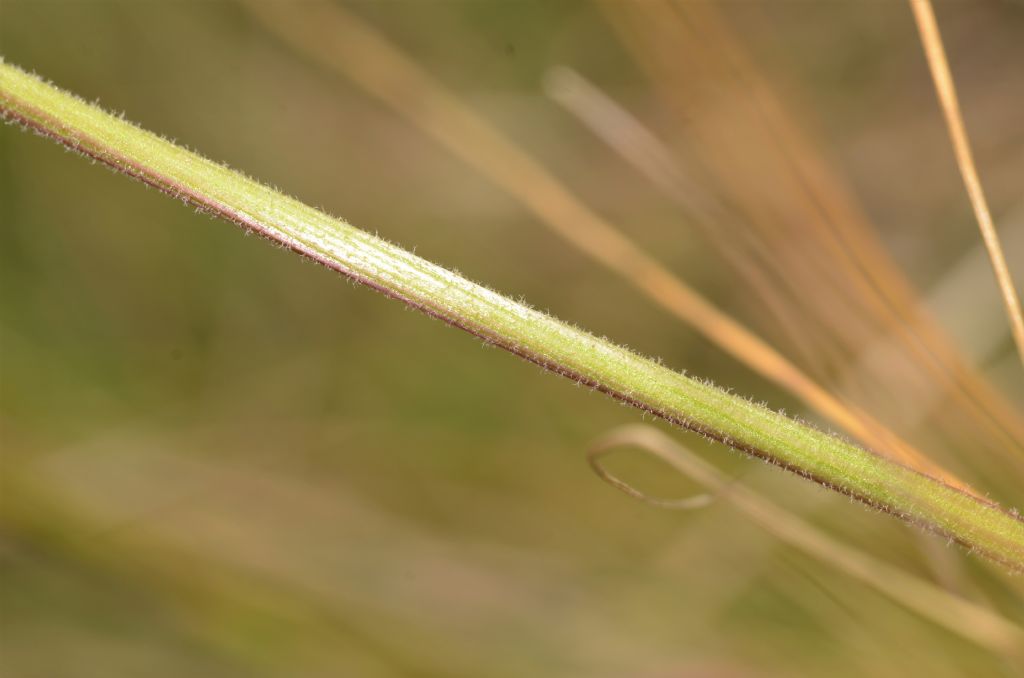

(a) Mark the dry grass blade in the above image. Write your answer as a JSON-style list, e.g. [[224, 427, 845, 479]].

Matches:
[[543, 66, 837, 377], [909, 0, 1024, 370], [588, 425, 1024, 657], [603, 0, 1024, 465], [239, 0, 965, 490]]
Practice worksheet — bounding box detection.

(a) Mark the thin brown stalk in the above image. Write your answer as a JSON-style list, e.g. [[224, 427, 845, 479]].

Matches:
[[909, 0, 1024, 369]]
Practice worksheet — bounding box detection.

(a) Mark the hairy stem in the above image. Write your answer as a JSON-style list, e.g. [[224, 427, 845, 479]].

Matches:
[[240, 0, 960, 487], [2, 60, 1022, 571]]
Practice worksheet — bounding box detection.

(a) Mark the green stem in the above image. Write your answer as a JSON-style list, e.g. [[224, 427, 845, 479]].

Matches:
[[2, 60, 1022, 571]]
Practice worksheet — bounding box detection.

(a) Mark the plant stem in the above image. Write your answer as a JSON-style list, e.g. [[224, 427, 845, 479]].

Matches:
[[2, 60, 1023, 571], [240, 0, 960, 487]]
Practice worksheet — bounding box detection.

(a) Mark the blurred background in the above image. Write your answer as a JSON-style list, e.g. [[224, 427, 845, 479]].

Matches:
[[2, 1, 1024, 676]]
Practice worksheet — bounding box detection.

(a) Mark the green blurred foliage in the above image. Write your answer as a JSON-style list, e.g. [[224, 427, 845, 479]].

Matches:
[[2, 2, 1023, 676]]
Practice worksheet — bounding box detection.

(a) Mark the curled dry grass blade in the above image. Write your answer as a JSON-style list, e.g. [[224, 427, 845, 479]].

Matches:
[[587, 425, 1024, 656], [909, 0, 1024, 370], [2, 61, 1023, 570], [237, 0, 964, 490]]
